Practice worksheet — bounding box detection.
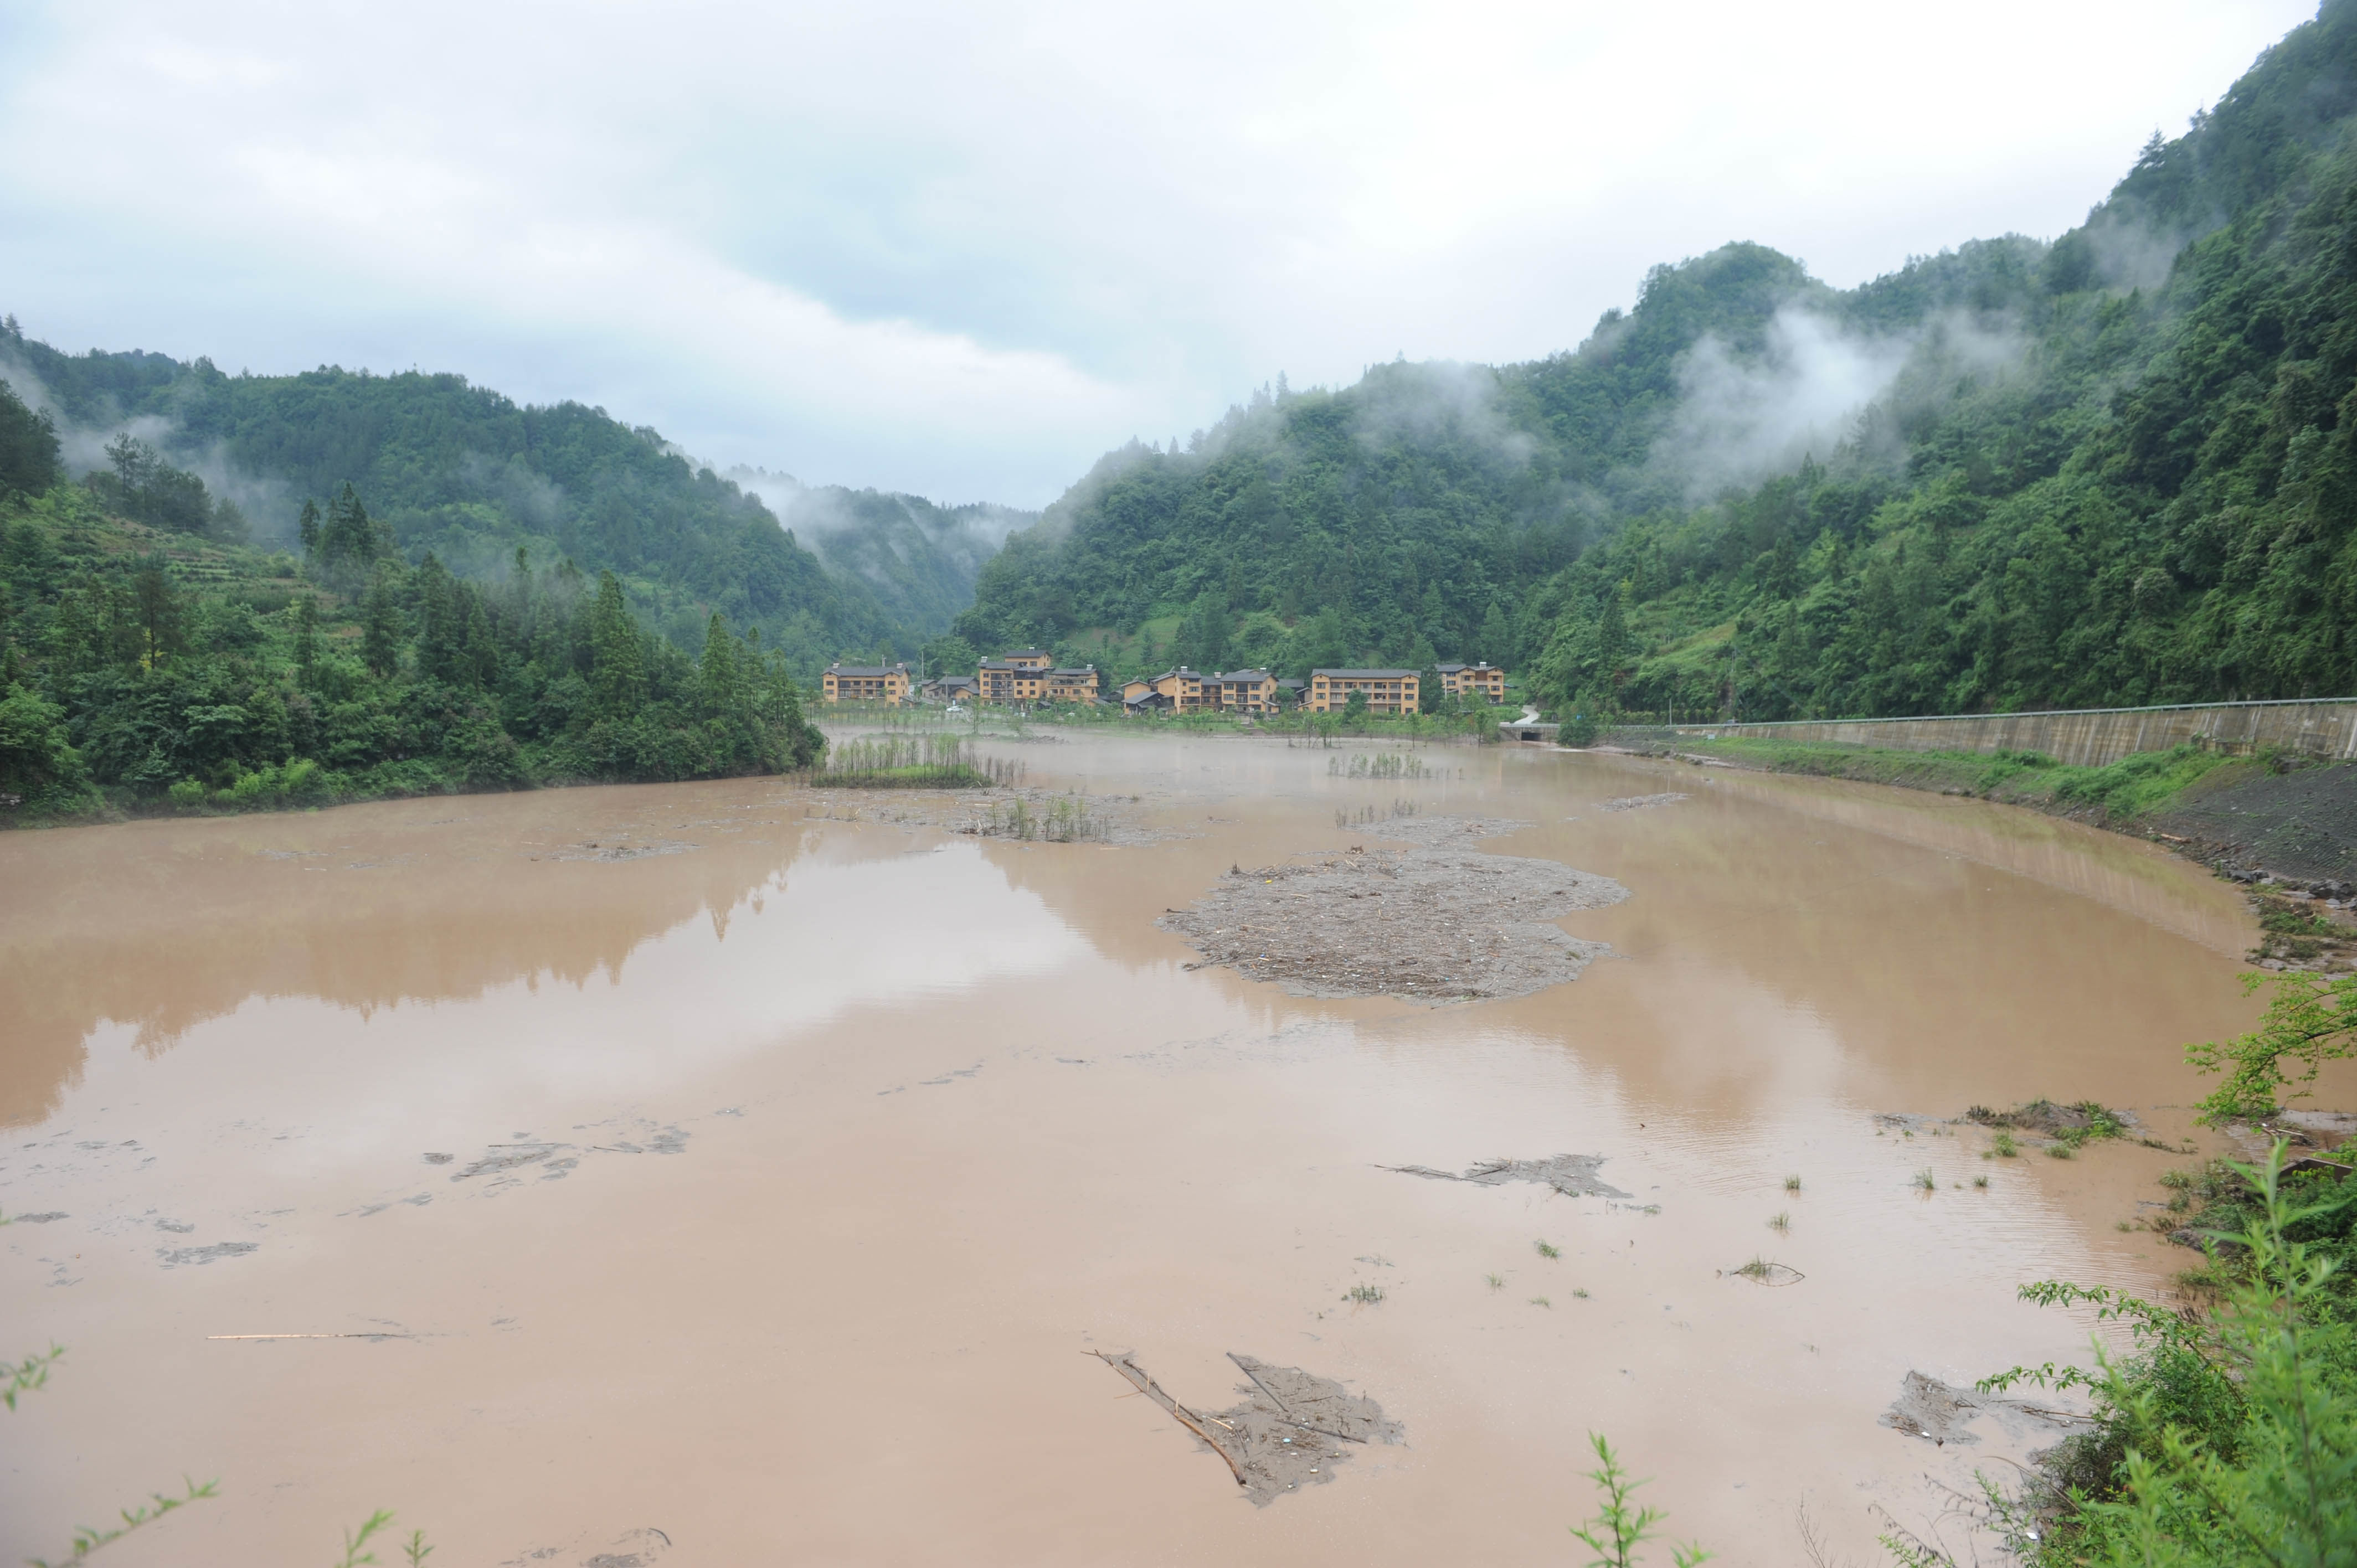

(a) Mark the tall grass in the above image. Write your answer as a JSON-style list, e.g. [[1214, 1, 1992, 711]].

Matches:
[[1329, 752, 1432, 779], [805, 734, 1022, 788], [970, 793, 1105, 842], [1335, 799, 1421, 827]]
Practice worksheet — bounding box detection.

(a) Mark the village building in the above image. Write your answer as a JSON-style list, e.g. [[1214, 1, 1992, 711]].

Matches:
[[977, 649, 1098, 705], [1122, 667, 1207, 713], [976, 648, 1050, 705], [1437, 661, 1507, 703], [1306, 668, 1418, 714], [1038, 666, 1102, 703], [1207, 669, 1279, 714], [822, 661, 910, 704], [920, 673, 979, 706]]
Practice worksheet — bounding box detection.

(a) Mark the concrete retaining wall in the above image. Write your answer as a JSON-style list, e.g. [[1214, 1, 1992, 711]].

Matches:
[[1675, 699, 2357, 770]]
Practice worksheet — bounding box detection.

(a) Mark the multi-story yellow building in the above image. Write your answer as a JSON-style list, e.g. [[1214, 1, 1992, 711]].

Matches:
[[1306, 668, 1418, 714], [822, 661, 910, 704], [1207, 669, 1278, 713], [1121, 667, 1206, 712], [1436, 662, 1506, 703], [977, 650, 1099, 705]]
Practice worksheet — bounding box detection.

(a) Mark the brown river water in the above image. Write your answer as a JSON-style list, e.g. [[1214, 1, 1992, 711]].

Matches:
[[0, 735, 2304, 1566]]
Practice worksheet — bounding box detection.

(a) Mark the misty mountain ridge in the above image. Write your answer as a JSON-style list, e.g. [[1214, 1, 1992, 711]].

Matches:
[[9, 0, 2357, 716], [0, 333, 1007, 667], [959, 0, 2357, 715], [721, 466, 1035, 644]]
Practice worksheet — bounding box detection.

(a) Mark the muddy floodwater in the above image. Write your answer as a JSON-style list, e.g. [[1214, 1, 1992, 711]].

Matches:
[[0, 735, 2308, 1565]]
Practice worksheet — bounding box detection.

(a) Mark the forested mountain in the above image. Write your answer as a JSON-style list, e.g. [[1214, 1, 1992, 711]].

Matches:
[[0, 331, 994, 670], [958, 0, 2357, 718], [0, 448, 824, 820]]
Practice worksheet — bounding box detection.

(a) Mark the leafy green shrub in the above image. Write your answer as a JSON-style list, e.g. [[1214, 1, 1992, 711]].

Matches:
[[0, 682, 97, 815], [1985, 1147, 2356, 1566]]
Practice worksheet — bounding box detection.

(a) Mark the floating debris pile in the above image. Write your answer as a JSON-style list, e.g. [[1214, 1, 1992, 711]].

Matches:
[[1093, 1349, 1404, 1506], [1380, 1153, 1632, 1200]]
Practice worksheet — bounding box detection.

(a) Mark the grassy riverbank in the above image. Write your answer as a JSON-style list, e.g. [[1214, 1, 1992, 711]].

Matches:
[[1610, 733, 2247, 819], [1616, 734, 2356, 873]]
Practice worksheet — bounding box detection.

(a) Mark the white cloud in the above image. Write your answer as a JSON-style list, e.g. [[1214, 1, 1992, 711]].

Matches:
[[0, 0, 2316, 505], [1658, 311, 1921, 499]]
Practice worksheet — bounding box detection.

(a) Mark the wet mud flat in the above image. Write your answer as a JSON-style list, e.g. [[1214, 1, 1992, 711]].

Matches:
[[1157, 816, 1627, 1001]]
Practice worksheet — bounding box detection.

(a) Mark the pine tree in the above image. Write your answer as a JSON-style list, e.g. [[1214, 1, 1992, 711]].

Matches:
[[296, 499, 321, 559], [131, 560, 184, 667], [1597, 581, 1629, 697], [1478, 601, 1511, 667], [414, 552, 460, 683], [462, 593, 499, 688], [293, 595, 318, 680], [361, 563, 404, 677], [321, 483, 383, 585], [588, 571, 643, 719], [768, 656, 822, 769], [0, 378, 59, 496], [698, 611, 740, 721]]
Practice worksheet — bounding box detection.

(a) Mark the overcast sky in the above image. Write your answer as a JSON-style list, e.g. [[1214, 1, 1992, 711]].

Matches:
[[0, 1, 2318, 506]]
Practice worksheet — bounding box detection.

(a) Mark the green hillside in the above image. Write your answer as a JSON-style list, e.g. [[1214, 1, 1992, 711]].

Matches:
[[0, 390, 824, 821], [0, 331, 946, 669], [958, 0, 2357, 717]]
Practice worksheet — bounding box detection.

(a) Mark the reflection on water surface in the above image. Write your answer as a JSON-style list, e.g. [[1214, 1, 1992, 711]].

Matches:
[[0, 739, 2291, 1567]]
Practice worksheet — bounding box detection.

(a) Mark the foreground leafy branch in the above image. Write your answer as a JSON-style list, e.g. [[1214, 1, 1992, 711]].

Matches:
[[1571, 1433, 1711, 1568], [2186, 972, 2357, 1125], [3, 1342, 64, 1411], [27, 1477, 219, 1568]]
